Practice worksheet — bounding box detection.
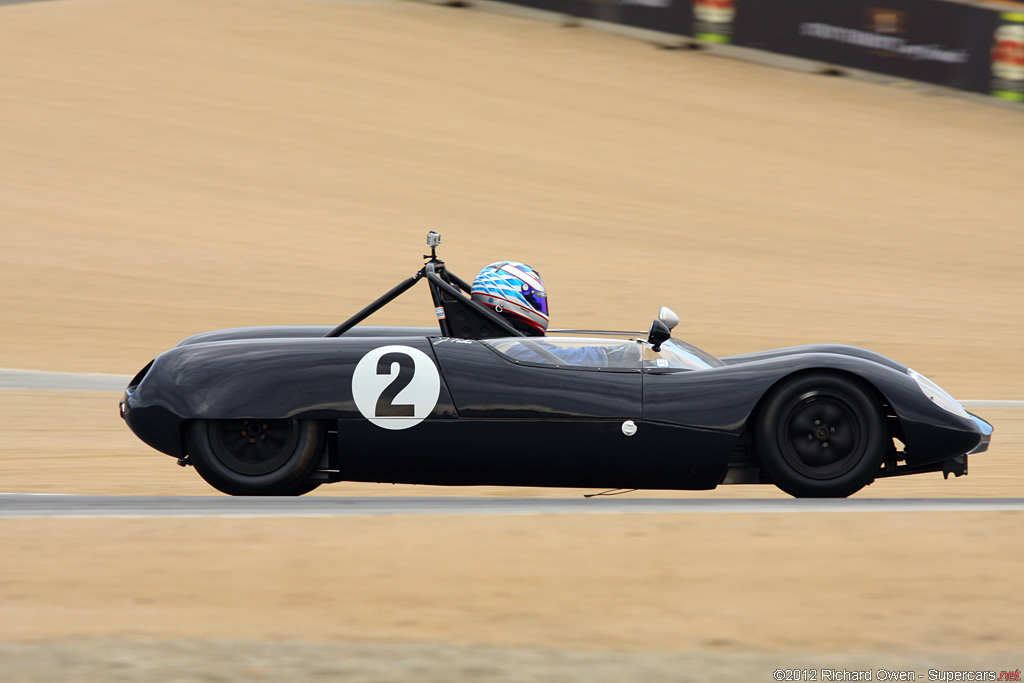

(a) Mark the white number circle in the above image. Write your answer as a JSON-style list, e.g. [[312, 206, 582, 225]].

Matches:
[[352, 345, 440, 430]]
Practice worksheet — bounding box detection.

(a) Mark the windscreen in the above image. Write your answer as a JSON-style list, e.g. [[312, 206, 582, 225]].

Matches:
[[485, 337, 642, 370]]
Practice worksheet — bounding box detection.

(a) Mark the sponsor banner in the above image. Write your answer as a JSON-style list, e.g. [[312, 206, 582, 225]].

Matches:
[[991, 12, 1024, 101], [614, 0, 690, 36], [692, 0, 733, 43], [494, 0, 691, 35], [747, 0, 998, 93], [491, 0, 1020, 101]]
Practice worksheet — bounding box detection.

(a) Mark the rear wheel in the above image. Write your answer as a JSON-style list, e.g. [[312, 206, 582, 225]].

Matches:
[[186, 418, 324, 496], [755, 373, 885, 498]]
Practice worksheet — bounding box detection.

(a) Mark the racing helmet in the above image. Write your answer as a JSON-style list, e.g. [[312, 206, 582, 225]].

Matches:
[[471, 261, 549, 335]]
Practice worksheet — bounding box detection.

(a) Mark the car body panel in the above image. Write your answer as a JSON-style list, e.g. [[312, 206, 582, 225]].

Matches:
[[124, 334, 457, 458], [431, 338, 642, 420], [334, 419, 724, 489], [720, 344, 908, 373], [124, 323, 990, 491], [647, 349, 983, 467], [177, 325, 437, 346]]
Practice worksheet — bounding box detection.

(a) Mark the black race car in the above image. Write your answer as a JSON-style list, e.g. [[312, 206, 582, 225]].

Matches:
[[121, 232, 992, 498]]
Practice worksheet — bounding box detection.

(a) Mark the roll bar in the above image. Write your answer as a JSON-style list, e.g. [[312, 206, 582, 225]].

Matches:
[[325, 232, 524, 339]]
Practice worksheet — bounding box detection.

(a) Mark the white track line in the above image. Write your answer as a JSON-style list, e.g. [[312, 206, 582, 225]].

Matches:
[[0, 368, 1019, 405], [1, 494, 1023, 519], [0, 368, 131, 391]]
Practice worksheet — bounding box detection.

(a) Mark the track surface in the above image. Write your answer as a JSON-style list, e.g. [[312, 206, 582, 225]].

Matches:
[[0, 368, 131, 391], [3, 493, 1024, 518], [2, 0, 1023, 672]]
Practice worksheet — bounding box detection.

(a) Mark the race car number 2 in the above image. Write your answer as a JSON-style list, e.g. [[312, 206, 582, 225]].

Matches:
[[352, 345, 441, 430]]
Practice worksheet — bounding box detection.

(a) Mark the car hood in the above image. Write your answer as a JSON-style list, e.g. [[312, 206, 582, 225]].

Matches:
[[719, 344, 908, 373], [176, 325, 439, 347]]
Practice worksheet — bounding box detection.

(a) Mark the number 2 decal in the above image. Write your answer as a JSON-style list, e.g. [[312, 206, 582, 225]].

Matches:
[[374, 352, 415, 417], [352, 346, 441, 430]]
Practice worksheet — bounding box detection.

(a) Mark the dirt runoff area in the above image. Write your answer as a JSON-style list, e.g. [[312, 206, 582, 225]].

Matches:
[[1, 0, 1023, 679]]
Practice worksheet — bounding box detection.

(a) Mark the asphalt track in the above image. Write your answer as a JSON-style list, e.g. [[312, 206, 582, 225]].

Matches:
[[0, 368, 132, 392], [2, 493, 1023, 518]]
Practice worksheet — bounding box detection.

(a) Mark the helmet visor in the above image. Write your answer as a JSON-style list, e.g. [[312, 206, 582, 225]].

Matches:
[[522, 285, 548, 317]]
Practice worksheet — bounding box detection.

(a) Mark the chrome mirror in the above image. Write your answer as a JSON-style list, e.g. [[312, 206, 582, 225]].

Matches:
[[658, 306, 679, 331]]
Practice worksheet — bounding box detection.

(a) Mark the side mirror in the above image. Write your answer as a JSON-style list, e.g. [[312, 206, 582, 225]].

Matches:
[[647, 319, 671, 352], [659, 306, 679, 331]]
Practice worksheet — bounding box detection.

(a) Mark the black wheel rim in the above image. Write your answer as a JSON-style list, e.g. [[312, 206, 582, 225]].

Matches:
[[777, 390, 866, 480], [207, 419, 301, 476]]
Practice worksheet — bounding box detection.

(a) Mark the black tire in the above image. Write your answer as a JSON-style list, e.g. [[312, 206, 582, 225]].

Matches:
[[186, 418, 325, 496], [755, 373, 886, 498]]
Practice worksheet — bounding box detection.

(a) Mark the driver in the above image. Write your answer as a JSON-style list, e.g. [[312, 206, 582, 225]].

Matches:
[[471, 261, 616, 367], [471, 261, 549, 336]]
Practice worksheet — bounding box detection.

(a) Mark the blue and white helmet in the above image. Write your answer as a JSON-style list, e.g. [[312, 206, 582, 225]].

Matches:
[[471, 261, 549, 335]]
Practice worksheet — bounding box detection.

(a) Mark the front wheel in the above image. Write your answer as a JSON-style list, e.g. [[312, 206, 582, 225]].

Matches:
[[186, 418, 325, 496], [755, 373, 886, 498]]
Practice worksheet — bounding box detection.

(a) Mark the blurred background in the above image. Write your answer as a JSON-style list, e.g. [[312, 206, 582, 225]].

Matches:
[[2, 0, 1022, 395], [1, 0, 1022, 679]]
